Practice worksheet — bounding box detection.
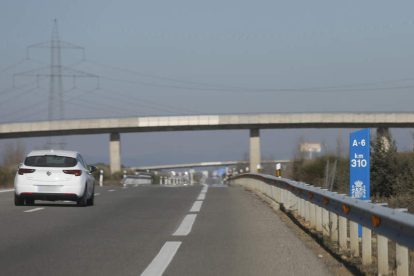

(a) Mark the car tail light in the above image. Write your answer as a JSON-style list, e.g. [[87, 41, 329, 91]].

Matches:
[[18, 169, 35, 175], [63, 170, 82, 176]]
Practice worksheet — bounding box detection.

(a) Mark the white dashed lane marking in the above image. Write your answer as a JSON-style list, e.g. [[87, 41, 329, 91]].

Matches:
[[140, 242, 182, 276], [108, 190, 115, 192], [190, 201, 203, 212], [24, 208, 44, 213], [173, 214, 197, 236], [141, 184, 208, 275], [94, 193, 100, 196], [0, 189, 14, 193]]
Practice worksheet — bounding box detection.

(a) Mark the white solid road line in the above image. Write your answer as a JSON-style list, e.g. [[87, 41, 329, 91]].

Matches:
[[173, 214, 197, 236], [197, 193, 205, 200], [108, 190, 115, 192], [0, 189, 14, 193], [141, 241, 182, 276], [24, 208, 44, 213], [190, 200, 203, 212]]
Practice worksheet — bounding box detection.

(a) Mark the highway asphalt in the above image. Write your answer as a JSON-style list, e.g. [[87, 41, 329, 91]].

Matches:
[[0, 184, 332, 276]]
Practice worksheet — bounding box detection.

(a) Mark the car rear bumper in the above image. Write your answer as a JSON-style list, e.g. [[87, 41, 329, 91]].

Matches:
[[18, 192, 79, 201], [15, 184, 85, 197]]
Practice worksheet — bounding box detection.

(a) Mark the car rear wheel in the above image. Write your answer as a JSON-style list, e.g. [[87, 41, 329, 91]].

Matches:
[[25, 198, 35, 206], [87, 186, 94, 206], [14, 194, 24, 206], [77, 185, 88, 207]]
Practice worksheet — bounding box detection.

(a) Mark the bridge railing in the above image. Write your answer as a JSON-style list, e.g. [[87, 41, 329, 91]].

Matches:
[[226, 173, 414, 276]]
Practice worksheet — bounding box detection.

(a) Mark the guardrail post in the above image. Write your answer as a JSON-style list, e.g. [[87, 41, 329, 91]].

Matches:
[[293, 193, 298, 211], [280, 188, 284, 205], [270, 185, 276, 201], [305, 201, 310, 222], [310, 203, 316, 228], [284, 190, 290, 209], [338, 216, 347, 251], [275, 186, 280, 203], [292, 193, 298, 211], [396, 243, 409, 276], [350, 221, 359, 257], [322, 208, 330, 236], [286, 190, 291, 209], [361, 226, 372, 265], [316, 205, 322, 232], [329, 212, 338, 241], [301, 198, 306, 218], [377, 234, 388, 276], [268, 184, 273, 199], [287, 191, 293, 211]]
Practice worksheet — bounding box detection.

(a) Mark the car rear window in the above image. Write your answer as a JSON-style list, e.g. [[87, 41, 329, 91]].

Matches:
[[24, 155, 77, 167]]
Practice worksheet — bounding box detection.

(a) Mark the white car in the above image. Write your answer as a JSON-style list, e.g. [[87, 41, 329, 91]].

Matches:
[[14, 150, 96, 207]]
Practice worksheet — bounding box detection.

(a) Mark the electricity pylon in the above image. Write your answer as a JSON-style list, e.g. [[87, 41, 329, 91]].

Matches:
[[15, 19, 98, 149]]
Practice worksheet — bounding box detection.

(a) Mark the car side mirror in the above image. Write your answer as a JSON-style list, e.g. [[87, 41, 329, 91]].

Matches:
[[18, 163, 23, 169], [90, 166, 98, 173]]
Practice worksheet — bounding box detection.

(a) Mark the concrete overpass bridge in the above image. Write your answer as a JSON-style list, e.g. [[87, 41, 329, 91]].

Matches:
[[130, 159, 291, 171], [1, 112, 414, 173]]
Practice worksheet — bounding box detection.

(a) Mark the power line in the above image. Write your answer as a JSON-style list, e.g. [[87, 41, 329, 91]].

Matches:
[[72, 87, 169, 116], [0, 77, 46, 96], [99, 74, 414, 94], [94, 91, 178, 115], [310, 84, 414, 93], [62, 87, 163, 117], [27, 57, 86, 69], [0, 86, 40, 107], [70, 20, 414, 41], [0, 59, 28, 75], [98, 87, 200, 114], [2, 83, 200, 123], [98, 75, 238, 92], [12, 88, 134, 122], [251, 78, 414, 93], [0, 58, 85, 97], [84, 59, 246, 90]]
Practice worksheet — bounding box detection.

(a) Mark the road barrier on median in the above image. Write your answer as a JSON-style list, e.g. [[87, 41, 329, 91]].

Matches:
[[226, 173, 414, 276]]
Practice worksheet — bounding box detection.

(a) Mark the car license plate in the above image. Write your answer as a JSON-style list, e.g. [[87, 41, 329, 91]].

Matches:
[[36, 185, 62, 193]]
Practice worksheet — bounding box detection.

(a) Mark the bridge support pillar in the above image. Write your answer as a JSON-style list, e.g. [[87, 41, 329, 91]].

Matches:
[[249, 129, 261, 173], [110, 133, 121, 174], [190, 168, 194, 186]]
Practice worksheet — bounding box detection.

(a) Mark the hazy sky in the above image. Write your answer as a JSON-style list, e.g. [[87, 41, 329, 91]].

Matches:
[[1, 1, 414, 167]]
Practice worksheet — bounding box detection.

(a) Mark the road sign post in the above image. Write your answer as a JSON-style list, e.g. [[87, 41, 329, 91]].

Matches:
[[99, 170, 104, 187], [350, 128, 370, 236], [276, 163, 281, 177]]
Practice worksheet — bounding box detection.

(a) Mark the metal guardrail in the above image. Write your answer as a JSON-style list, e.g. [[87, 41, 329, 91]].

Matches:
[[227, 173, 414, 276]]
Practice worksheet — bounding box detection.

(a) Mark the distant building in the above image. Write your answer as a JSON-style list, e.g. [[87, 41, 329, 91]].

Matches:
[[300, 143, 321, 159]]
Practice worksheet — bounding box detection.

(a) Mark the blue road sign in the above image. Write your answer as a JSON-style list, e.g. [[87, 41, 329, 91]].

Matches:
[[350, 128, 370, 236]]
